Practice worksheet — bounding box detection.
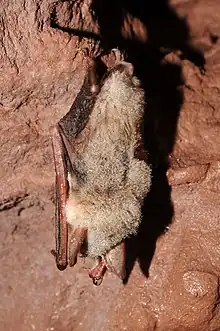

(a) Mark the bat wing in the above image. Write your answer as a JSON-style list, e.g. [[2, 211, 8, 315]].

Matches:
[[51, 58, 101, 271], [51, 125, 70, 270], [51, 114, 91, 271]]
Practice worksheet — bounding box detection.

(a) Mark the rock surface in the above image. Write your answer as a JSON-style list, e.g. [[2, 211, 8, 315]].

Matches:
[[1, 0, 220, 330]]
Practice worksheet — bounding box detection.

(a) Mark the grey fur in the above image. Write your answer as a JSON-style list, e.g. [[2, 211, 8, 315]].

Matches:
[[66, 62, 152, 258]]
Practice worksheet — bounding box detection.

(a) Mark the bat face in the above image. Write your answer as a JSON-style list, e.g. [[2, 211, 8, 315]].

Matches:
[[51, 57, 151, 285]]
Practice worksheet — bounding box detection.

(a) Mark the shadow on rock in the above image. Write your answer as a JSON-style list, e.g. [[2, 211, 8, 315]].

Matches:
[[90, 0, 205, 68], [90, 0, 205, 283], [123, 49, 183, 282]]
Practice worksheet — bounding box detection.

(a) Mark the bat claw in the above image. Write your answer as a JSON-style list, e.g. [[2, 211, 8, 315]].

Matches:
[[51, 249, 56, 258], [92, 277, 103, 286]]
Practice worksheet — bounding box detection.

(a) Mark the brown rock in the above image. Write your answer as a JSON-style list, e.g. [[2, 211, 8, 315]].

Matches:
[[167, 164, 209, 185], [121, 13, 148, 43]]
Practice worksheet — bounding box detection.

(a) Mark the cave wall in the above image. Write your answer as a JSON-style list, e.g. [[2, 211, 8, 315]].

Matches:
[[1, 1, 220, 330]]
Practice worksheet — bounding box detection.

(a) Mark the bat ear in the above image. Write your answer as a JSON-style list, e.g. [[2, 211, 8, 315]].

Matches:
[[88, 57, 107, 93], [113, 61, 134, 77], [121, 61, 134, 76]]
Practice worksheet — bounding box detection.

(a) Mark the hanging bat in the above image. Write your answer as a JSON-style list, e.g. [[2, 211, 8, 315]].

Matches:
[[51, 57, 152, 285]]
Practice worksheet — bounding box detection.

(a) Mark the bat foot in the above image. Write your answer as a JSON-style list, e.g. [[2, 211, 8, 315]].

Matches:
[[88, 257, 107, 286]]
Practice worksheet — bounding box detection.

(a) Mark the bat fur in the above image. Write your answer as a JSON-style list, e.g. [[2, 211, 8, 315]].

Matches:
[[66, 62, 152, 258]]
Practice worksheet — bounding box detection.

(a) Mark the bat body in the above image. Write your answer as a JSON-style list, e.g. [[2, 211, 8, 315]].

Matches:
[[52, 59, 151, 285]]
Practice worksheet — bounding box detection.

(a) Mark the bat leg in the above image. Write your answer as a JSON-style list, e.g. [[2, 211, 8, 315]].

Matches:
[[68, 227, 88, 267], [104, 242, 126, 280], [88, 242, 126, 285], [88, 257, 107, 286]]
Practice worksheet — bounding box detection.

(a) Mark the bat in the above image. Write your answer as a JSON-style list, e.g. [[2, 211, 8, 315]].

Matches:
[[51, 56, 152, 285]]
